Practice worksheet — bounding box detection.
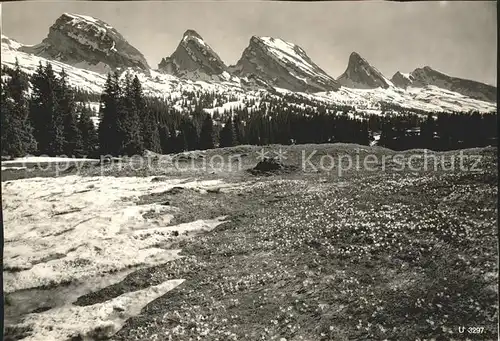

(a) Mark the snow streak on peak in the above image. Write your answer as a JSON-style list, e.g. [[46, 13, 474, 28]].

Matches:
[[61, 13, 115, 31], [255, 36, 322, 79], [63, 13, 100, 23], [181, 30, 207, 47], [183, 29, 204, 40], [257, 36, 304, 53]]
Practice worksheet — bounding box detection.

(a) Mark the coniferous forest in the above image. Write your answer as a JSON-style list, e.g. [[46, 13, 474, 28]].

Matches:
[[1, 60, 497, 158]]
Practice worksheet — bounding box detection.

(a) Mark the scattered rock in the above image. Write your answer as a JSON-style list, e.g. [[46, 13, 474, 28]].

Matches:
[[249, 157, 297, 175], [30, 306, 52, 314], [113, 305, 125, 312], [166, 187, 185, 195], [254, 157, 284, 172], [98, 157, 112, 165], [3, 325, 34, 341], [143, 149, 161, 159], [173, 150, 206, 162], [151, 176, 168, 183]]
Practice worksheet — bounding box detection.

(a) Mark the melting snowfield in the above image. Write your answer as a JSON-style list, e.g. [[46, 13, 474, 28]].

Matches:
[[2, 175, 235, 340]]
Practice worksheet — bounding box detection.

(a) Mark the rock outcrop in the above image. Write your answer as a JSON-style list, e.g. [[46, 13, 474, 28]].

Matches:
[[20, 13, 150, 74], [337, 52, 392, 89], [158, 29, 231, 81], [229, 36, 340, 93]]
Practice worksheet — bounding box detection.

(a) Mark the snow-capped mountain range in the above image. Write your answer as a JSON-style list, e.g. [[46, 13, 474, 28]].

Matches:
[[1, 13, 496, 115]]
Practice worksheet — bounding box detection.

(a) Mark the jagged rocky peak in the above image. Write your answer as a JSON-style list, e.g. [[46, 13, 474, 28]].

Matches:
[[19, 13, 150, 74], [229, 35, 340, 93], [393, 65, 496, 103], [157, 29, 230, 81], [183, 29, 203, 40], [337, 52, 392, 89], [390, 71, 413, 89]]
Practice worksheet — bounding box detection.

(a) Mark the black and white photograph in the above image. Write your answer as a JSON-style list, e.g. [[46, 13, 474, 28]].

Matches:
[[0, 1, 498, 340]]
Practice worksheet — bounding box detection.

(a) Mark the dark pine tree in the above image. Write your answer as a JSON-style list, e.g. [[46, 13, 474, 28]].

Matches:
[[158, 124, 170, 154], [32, 62, 66, 155], [28, 63, 46, 152], [57, 69, 83, 156], [30, 62, 63, 155], [1, 60, 37, 157], [45, 64, 66, 156], [118, 72, 144, 156], [219, 117, 237, 148], [420, 113, 435, 149], [180, 118, 199, 151], [233, 114, 245, 145], [379, 121, 395, 149], [358, 120, 370, 146], [98, 72, 121, 156], [173, 129, 188, 153], [135, 76, 161, 153], [199, 114, 216, 150], [77, 104, 99, 157]]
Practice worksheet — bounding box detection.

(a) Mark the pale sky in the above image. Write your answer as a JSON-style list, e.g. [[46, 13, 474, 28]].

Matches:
[[1, 1, 497, 85]]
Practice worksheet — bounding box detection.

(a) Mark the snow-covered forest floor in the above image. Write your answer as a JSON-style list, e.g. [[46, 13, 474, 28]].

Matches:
[[2, 144, 498, 341]]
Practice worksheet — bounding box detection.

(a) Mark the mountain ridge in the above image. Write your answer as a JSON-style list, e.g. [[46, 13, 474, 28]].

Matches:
[[1, 12, 497, 114], [392, 66, 497, 102]]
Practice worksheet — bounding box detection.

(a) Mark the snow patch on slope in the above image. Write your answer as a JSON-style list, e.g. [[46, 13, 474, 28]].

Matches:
[[1, 34, 23, 51], [13, 279, 185, 341], [72, 61, 111, 74], [258, 37, 328, 81], [63, 13, 115, 33], [2, 156, 99, 164], [2, 175, 229, 293], [203, 100, 246, 116], [2, 42, 106, 94], [315, 86, 496, 113]]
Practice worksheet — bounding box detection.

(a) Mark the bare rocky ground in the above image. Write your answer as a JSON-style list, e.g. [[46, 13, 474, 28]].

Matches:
[[2, 144, 498, 340]]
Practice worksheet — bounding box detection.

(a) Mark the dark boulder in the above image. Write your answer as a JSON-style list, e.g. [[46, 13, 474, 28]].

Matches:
[[249, 157, 297, 175]]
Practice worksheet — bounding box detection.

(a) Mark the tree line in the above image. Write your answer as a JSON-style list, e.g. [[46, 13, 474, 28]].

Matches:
[[378, 112, 497, 151], [1, 60, 497, 158], [2, 62, 97, 158]]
